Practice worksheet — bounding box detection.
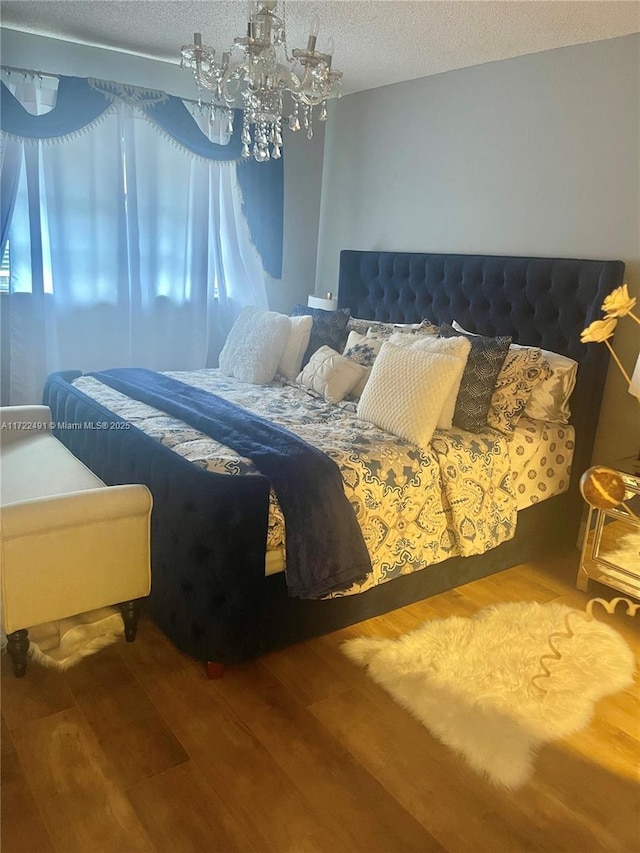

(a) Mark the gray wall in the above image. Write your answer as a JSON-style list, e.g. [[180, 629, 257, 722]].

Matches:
[[0, 28, 323, 314], [317, 34, 640, 464]]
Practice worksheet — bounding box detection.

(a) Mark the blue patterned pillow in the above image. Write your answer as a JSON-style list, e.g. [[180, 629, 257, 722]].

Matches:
[[291, 305, 351, 366], [343, 331, 381, 367], [439, 324, 511, 433], [342, 330, 384, 399]]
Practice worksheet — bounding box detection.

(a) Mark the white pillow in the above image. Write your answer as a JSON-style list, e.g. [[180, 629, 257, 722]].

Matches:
[[297, 346, 368, 404], [512, 345, 578, 423], [388, 333, 471, 429], [219, 306, 291, 384], [357, 342, 466, 448], [451, 320, 476, 336], [278, 315, 313, 380]]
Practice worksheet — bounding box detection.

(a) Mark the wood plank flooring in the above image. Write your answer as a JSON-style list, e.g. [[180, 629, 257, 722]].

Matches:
[[2, 550, 639, 853]]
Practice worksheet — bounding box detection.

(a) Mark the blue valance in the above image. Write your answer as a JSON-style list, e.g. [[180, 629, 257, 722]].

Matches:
[[0, 74, 283, 278]]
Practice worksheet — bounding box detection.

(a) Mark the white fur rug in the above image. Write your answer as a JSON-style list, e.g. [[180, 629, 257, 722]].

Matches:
[[601, 529, 640, 569], [343, 601, 635, 789], [28, 606, 124, 671]]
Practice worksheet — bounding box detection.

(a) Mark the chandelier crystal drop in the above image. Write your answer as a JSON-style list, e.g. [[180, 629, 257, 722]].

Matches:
[[180, 0, 343, 162]]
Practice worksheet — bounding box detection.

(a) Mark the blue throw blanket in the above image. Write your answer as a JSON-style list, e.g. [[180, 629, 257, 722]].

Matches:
[[90, 368, 372, 599]]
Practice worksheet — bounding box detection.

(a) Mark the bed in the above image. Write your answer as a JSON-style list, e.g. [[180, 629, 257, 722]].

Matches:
[[43, 250, 624, 669]]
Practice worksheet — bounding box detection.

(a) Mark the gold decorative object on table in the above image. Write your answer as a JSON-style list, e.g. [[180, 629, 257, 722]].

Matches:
[[579, 465, 639, 518]]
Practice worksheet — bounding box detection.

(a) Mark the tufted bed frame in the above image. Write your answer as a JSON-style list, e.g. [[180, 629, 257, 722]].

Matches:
[[43, 250, 625, 669]]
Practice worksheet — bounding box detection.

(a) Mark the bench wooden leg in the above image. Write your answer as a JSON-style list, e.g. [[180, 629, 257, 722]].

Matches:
[[119, 600, 140, 643], [7, 629, 29, 678]]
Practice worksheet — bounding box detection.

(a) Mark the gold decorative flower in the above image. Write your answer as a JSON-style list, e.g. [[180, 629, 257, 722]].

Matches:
[[580, 318, 618, 343], [602, 284, 637, 319]]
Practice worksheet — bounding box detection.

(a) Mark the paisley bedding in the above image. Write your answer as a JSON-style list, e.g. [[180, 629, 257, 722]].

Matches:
[[74, 369, 531, 597], [509, 417, 575, 509]]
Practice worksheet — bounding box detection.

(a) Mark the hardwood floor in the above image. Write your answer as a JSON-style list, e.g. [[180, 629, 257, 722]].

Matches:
[[2, 550, 639, 853]]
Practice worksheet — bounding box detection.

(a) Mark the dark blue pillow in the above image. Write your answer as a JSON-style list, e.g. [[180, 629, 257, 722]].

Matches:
[[439, 323, 511, 433], [291, 305, 351, 367]]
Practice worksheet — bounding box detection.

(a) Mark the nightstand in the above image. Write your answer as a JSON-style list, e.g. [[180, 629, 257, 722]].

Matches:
[[577, 457, 640, 598]]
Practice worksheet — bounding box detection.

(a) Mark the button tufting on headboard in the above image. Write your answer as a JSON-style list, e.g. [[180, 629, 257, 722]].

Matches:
[[338, 251, 623, 357]]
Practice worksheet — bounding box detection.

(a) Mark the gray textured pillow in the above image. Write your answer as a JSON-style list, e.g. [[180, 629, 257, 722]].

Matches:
[[219, 306, 291, 384], [439, 324, 511, 433], [290, 305, 351, 366]]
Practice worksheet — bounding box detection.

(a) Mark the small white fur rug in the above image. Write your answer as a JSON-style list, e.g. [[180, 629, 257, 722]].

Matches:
[[601, 529, 640, 569], [28, 606, 124, 670], [343, 601, 635, 789]]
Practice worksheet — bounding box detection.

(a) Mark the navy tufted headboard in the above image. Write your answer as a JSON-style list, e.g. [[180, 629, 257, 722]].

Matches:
[[337, 250, 625, 492]]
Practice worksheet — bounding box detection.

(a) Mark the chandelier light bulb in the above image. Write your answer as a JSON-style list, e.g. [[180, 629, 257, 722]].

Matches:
[[306, 15, 320, 52], [180, 1, 343, 162], [326, 36, 334, 62]]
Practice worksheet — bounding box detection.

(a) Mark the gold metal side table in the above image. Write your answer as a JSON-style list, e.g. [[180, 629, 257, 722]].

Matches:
[[577, 457, 640, 598]]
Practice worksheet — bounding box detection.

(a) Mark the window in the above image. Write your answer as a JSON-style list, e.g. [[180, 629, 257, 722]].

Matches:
[[0, 242, 9, 294]]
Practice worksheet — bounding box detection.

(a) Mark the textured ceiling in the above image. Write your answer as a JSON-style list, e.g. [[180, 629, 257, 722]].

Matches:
[[1, 1, 639, 95]]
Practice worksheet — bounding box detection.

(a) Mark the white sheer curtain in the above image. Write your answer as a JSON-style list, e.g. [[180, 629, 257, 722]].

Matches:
[[6, 91, 268, 404]]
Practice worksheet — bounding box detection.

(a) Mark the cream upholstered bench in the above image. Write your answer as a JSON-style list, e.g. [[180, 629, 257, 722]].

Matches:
[[0, 405, 152, 677]]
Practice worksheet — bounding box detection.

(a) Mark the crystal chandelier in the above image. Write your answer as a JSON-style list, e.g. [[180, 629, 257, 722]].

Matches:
[[180, 1, 343, 162]]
